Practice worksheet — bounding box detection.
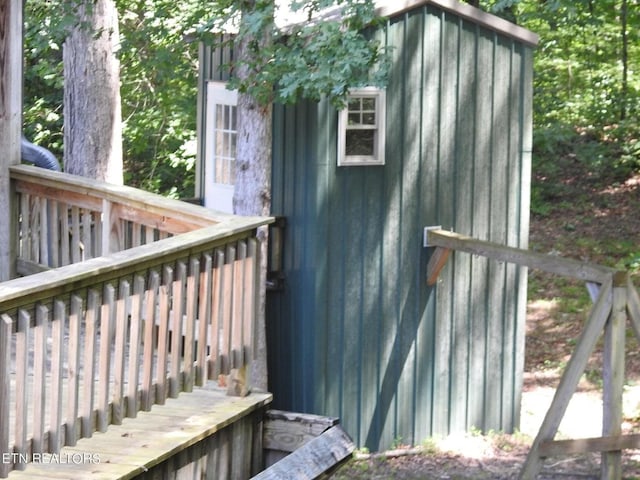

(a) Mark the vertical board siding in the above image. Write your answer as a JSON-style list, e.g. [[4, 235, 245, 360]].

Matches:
[[267, 6, 532, 451], [200, 5, 533, 452]]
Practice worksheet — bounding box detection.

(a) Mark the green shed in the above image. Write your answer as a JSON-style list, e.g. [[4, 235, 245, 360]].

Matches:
[[196, 0, 538, 451]]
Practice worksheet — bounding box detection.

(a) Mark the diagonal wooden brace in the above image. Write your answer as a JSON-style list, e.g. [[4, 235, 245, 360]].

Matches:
[[426, 247, 452, 286]]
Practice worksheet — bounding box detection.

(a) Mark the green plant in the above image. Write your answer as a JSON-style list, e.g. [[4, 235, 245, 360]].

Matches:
[[390, 435, 404, 449], [420, 438, 439, 454]]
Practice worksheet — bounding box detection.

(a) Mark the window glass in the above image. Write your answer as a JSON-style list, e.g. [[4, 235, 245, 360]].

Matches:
[[338, 88, 385, 166], [346, 130, 375, 156]]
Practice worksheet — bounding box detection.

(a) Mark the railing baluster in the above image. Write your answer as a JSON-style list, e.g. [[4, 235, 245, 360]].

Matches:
[[71, 205, 81, 264], [221, 245, 236, 373], [94, 209, 103, 258], [113, 281, 130, 424], [29, 196, 39, 263], [39, 198, 49, 266], [184, 259, 200, 393], [0, 315, 12, 478], [142, 272, 159, 411], [208, 250, 225, 380], [244, 239, 258, 363], [49, 300, 65, 452], [196, 254, 213, 387], [49, 199, 60, 268], [156, 267, 173, 404], [101, 199, 112, 255], [19, 192, 30, 261], [145, 226, 155, 245], [81, 290, 99, 438], [60, 202, 70, 266], [98, 284, 115, 432], [232, 242, 246, 369], [66, 295, 82, 446], [170, 262, 186, 398], [132, 223, 142, 248], [127, 276, 144, 417], [32, 305, 48, 454], [82, 208, 92, 260], [14, 310, 30, 469]]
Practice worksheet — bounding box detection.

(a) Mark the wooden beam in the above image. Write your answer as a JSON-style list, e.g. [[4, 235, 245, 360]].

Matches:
[[426, 247, 452, 285], [601, 272, 628, 479], [263, 410, 339, 453], [0, 0, 22, 281], [539, 434, 640, 457], [251, 425, 354, 480], [519, 278, 613, 479], [426, 229, 614, 284]]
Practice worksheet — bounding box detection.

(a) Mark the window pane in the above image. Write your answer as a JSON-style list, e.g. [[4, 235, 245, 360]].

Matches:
[[362, 98, 375, 110], [346, 130, 374, 156], [348, 98, 361, 111], [348, 113, 361, 125], [215, 105, 224, 129], [362, 112, 375, 125]]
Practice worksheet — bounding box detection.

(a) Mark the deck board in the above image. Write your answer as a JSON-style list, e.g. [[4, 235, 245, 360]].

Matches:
[[7, 384, 271, 480]]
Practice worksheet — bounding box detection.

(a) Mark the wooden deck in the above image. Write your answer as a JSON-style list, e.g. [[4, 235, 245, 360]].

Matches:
[[6, 384, 272, 479], [0, 165, 274, 478]]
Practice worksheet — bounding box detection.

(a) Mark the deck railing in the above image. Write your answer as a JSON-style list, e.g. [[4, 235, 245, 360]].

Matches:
[[10, 164, 240, 274], [0, 165, 272, 476]]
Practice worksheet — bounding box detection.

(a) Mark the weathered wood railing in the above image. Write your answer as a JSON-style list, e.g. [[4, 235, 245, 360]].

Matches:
[[0, 165, 273, 477], [425, 228, 640, 480], [11, 164, 238, 274]]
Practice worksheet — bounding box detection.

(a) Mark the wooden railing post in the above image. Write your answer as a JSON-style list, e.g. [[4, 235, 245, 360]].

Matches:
[[0, 315, 12, 478], [0, 203, 272, 474], [601, 272, 628, 479]]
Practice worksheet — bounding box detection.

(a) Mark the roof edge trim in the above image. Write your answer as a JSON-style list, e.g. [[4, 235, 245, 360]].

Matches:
[[376, 0, 539, 47]]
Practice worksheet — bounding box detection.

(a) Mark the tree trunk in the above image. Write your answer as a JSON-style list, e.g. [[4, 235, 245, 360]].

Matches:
[[233, 2, 274, 392], [63, 0, 123, 185]]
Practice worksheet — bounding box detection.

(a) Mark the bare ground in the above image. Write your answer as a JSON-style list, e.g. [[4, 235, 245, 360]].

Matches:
[[328, 161, 640, 479]]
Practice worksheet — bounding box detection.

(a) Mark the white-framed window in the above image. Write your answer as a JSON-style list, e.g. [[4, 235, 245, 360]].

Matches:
[[337, 87, 386, 166]]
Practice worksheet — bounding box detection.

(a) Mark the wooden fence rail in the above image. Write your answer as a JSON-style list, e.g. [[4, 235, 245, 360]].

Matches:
[[10, 164, 235, 274], [0, 166, 273, 477], [425, 228, 640, 480]]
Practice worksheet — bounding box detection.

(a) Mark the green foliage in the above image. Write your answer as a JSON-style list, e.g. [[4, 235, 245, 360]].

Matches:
[[116, 0, 206, 197], [25, 0, 389, 198], [473, 0, 640, 189], [198, 0, 391, 109], [23, 2, 65, 155], [24, 0, 205, 198]]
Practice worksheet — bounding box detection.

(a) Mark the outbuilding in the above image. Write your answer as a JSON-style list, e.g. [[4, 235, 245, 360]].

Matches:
[[195, 0, 538, 451]]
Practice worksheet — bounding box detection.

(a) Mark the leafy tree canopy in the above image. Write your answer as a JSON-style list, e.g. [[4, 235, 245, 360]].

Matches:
[[468, 0, 639, 216], [195, 0, 391, 108]]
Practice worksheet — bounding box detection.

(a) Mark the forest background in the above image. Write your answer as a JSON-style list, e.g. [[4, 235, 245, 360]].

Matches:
[[23, 0, 639, 210]]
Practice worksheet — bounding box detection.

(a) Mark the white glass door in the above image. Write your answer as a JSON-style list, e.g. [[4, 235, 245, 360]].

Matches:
[[204, 82, 238, 213]]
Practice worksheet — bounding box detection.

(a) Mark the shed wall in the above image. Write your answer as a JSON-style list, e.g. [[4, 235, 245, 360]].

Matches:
[[199, 4, 533, 451]]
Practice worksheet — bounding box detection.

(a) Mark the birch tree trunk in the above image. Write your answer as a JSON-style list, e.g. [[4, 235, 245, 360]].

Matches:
[[233, 1, 274, 392], [63, 0, 123, 185]]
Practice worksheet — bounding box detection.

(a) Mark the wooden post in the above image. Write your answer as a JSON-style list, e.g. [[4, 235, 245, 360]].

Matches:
[[601, 271, 627, 479], [519, 278, 613, 479], [0, 315, 12, 478], [0, 0, 22, 281]]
